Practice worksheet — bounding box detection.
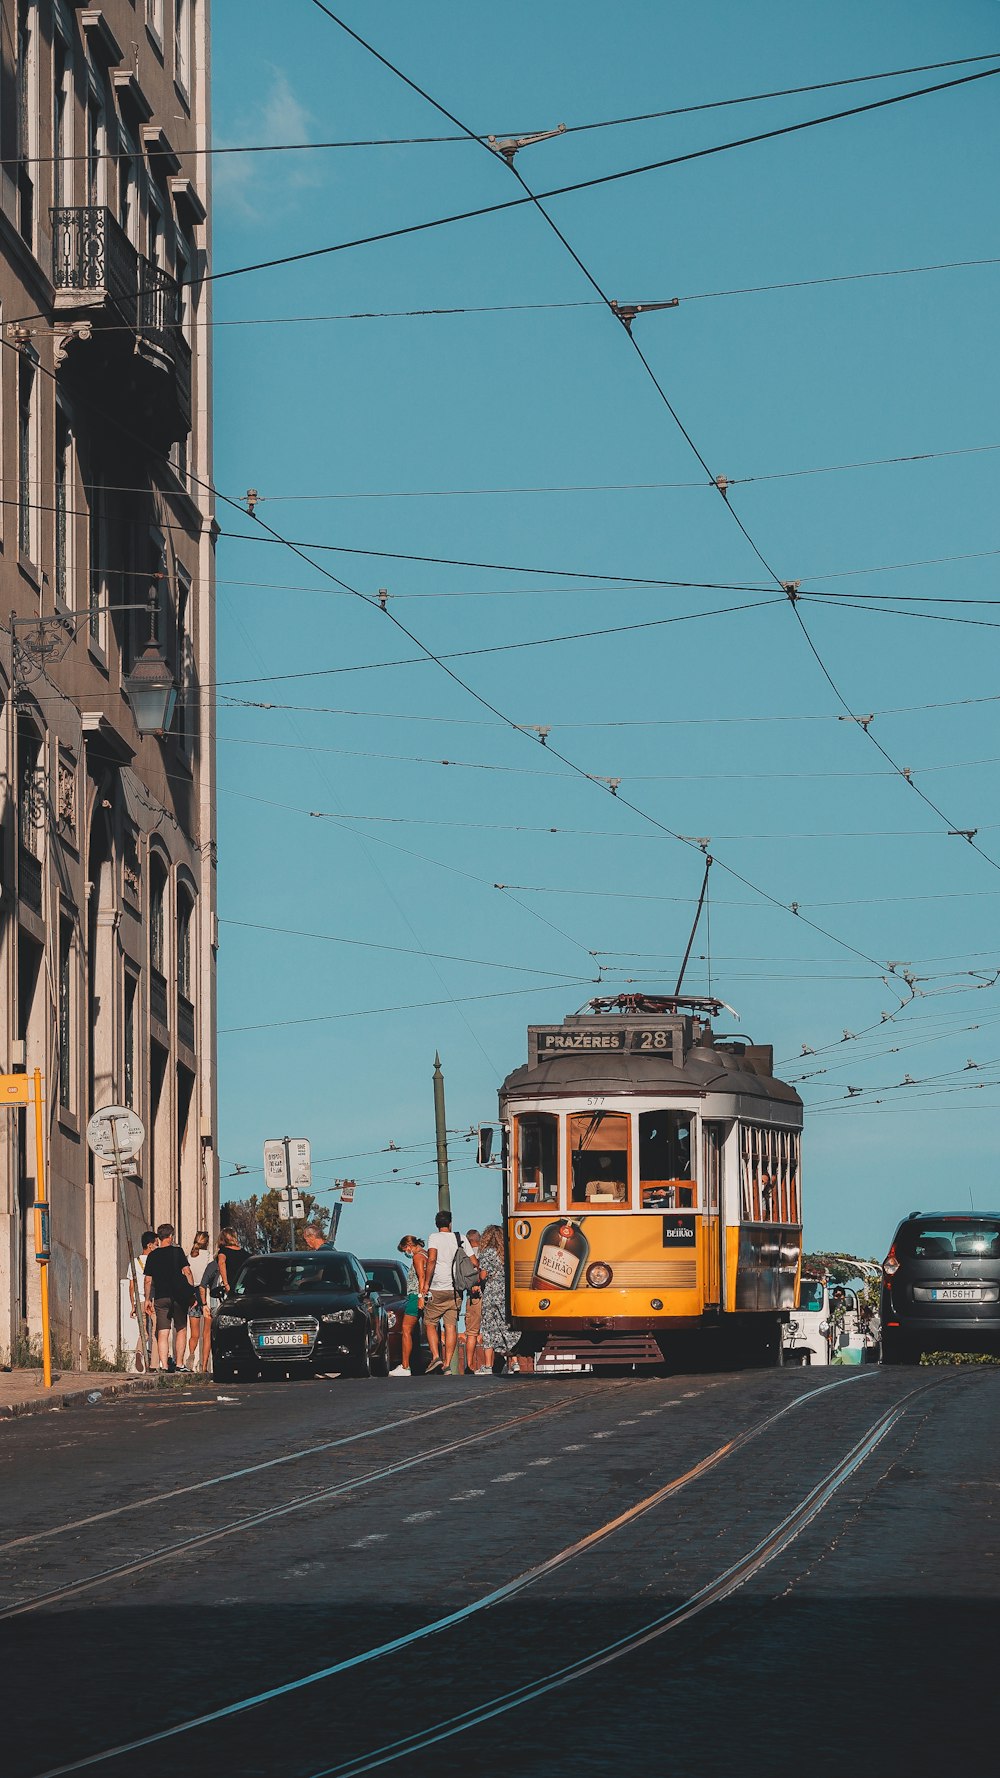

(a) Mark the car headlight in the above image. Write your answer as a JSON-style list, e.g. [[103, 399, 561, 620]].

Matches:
[[321, 1310, 356, 1324], [386, 1310, 398, 1329], [216, 1314, 245, 1329]]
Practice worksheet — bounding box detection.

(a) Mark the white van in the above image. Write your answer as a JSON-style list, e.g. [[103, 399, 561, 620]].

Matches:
[[783, 1279, 874, 1365]]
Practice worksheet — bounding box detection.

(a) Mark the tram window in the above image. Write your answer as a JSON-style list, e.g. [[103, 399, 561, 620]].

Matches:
[[639, 1111, 693, 1209], [514, 1114, 559, 1206], [569, 1111, 630, 1207]]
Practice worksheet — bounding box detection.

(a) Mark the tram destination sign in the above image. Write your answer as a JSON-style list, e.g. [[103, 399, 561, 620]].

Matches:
[[530, 1025, 680, 1065]]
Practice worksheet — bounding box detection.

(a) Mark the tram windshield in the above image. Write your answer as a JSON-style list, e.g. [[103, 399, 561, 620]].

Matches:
[[570, 1111, 630, 1207], [638, 1111, 694, 1209], [514, 1114, 559, 1206]]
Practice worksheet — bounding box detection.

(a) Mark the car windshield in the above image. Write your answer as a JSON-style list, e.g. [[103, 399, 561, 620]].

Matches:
[[234, 1258, 356, 1295], [896, 1218, 1000, 1260], [798, 1279, 825, 1311], [364, 1264, 403, 1295]]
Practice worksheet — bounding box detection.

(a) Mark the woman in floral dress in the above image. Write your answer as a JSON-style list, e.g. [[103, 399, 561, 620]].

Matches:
[[477, 1224, 520, 1372]]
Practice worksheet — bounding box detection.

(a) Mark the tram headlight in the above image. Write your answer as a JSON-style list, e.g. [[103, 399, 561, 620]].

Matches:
[[650, 1298, 663, 1311], [538, 1298, 551, 1310], [586, 1262, 613, 1289]]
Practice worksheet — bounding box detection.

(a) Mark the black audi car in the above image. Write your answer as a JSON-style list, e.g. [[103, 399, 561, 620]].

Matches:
[[881, 1210, 1000, 1362], [211, 1250, 390, 1381]]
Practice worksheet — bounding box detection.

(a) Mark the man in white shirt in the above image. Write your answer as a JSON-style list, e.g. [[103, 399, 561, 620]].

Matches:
[[423, 1210, 461, 1374], [120, 1231, 157, 1371]]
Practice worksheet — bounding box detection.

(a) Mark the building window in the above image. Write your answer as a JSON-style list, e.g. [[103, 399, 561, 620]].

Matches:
[[58, 916, 74, 1110], [86, 95, 104, 207], [118, 129, 136, 242], [174, 0, 190, 95], [53, 31, 71, 211], [175, 567, 191, 748], [17, 720, 43, 857], [177, 894, 193, 999], [150, 862, 166, 973], [124, 969, 138, 1109], [54, 407, 72, 607], [17, 4, 35, 247], [147, 0, 164, 45], [88, 475, 106, 648], [18, 348, 36, 560]]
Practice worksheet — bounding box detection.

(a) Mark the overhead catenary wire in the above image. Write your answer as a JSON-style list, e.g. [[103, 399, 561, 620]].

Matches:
[[179, 58, 1000, 291], [71, 254, 1000, 335], [310, 4, 1000, 877], [13, 49, 1000, 169]]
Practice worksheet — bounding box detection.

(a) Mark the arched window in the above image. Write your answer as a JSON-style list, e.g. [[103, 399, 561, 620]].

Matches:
[[149, 854, 167, 974], [177, 889, 193, 1000]]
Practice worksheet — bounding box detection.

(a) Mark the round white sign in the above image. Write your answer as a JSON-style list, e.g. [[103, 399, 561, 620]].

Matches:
[[86, 1105, 146, 1161]]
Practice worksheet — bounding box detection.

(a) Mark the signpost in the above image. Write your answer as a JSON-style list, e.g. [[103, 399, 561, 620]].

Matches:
[[0, 1066, 50, 1386], [87, 1105, 148, 1371], [0, 1072, 51, 1386], [263, 1138, 311, 1247]]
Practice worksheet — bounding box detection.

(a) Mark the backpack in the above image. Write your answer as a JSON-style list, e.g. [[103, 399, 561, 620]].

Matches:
[[452, 1236, 481, 1295]]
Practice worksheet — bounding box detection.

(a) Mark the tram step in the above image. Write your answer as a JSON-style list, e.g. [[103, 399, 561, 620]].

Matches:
[[536, 1334, 663, 1371]]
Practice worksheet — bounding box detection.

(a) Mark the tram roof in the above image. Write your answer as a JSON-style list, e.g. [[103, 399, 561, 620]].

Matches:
[[499, 1017, 801, 1111]]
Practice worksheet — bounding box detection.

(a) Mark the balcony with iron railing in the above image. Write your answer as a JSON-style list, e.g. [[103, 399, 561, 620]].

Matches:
[[49, 206, 192, 445]]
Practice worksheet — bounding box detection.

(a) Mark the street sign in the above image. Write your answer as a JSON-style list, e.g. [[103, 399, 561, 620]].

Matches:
[[287, 1138, 311, 1189], [263, 1139, 289, 1187], [0, 1073, 30, 1105], [340, 1183, 355, 1203], [278, 1195, 306, 1220], [86, 1105, 145, 1161]]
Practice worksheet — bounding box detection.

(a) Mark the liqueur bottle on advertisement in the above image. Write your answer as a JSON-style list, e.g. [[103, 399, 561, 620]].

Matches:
[[531, 1218, 590, 1291]]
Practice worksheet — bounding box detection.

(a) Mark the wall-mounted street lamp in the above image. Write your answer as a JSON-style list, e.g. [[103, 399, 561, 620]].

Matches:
[[123, 639, 177, 735], [123, 587, 177, 735]]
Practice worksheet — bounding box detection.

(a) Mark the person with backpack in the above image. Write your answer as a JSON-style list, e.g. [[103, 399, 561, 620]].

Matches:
[[422, 1210, 466, 1374]]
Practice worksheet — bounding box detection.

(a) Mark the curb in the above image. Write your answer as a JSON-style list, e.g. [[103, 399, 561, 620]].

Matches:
[[0, 1374, 205, 1419]]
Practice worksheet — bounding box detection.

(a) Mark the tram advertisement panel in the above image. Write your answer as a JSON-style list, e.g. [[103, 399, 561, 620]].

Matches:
[[508, 1213, 702, 1318]]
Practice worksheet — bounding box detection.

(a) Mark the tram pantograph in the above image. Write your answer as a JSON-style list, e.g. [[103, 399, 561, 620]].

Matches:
[[482, 993, 803, 1372]]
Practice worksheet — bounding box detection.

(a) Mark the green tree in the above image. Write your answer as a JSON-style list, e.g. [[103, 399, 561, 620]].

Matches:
[[221, 1193, 334, 1252]]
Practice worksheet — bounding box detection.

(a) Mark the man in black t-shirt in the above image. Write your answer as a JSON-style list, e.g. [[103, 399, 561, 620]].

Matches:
[[143, 1224, 196, 1371]]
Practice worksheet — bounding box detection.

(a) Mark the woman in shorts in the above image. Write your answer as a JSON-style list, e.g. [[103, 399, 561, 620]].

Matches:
[[391, 1236, 427, 1377], [186, 1230, 212, 1373]]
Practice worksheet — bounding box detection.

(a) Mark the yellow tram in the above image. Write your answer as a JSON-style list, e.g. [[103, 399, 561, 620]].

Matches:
[[489, 994, 803, 1371]]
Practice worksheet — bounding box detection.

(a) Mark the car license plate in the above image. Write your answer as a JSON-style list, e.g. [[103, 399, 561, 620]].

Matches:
[[931, 1288, 982, 1301], [257, 1332, 310, 1348]]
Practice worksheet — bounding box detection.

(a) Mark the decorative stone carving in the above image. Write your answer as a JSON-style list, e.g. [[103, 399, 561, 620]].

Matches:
[[57, 752, 77, 837], [123, 835, 141, 903], [54, 321, 94, 367]]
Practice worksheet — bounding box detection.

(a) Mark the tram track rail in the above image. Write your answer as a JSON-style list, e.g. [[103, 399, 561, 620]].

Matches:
[[0, 1386, 605, 1620], [314, 1375, 949, 1778], [25, 1368, 885, 1777], [0, 1393, 483, 1557]]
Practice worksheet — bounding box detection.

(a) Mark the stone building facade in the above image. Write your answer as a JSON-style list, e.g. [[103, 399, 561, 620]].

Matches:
[[0, 0, 216, 1364]]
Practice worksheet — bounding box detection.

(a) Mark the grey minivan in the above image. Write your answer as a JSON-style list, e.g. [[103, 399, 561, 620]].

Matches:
[[880, 1211, 1000, 1363]]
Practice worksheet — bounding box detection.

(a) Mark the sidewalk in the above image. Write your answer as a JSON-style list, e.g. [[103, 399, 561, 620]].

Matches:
[[0, 1366, 180, 1418]]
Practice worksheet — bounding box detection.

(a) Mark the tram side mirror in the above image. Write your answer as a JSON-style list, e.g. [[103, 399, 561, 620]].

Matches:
[[477, 1126, 494, 1166]]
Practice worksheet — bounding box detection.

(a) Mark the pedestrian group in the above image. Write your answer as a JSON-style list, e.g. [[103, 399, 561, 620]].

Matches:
[[390, 1209, 524, 1376]]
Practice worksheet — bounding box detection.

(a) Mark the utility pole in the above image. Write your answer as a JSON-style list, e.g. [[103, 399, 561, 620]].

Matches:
[[433, 1052, 451, 1215]]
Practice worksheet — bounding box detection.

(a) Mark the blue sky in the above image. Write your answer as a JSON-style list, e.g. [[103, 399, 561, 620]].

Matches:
[[210, 0, 1000, 1259]]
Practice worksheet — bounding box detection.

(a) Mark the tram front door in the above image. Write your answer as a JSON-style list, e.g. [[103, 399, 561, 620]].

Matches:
[[703, 1122, 726, 1307]]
